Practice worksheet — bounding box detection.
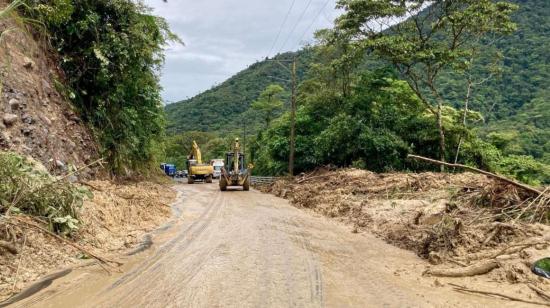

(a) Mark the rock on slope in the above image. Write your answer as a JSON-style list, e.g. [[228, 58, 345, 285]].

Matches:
[[0, 8, 98, 175]]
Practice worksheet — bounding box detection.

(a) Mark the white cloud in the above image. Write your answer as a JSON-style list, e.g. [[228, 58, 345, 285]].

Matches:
[[143, 0, 341, 102]]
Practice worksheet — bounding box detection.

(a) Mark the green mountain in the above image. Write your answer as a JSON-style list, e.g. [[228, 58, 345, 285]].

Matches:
[[165, 0, 549, 162], [164, 51, 312, 134]]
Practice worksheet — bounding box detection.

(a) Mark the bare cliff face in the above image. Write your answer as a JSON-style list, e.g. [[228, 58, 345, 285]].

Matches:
[[0, 12, 99, 176]]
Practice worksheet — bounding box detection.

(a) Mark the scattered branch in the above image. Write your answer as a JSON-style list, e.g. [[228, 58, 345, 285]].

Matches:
[[424, 260, 499, 277], [451, 283, 550, 307], [407, 154, 543, 195], [529, 284, 550, 302], [8, 216, 121, 266]]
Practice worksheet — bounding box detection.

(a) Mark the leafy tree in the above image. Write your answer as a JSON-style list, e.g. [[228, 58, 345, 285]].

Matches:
[[251, 84, 285, 128], [326, 0, 518, 167], [23, 0, 180, 175]]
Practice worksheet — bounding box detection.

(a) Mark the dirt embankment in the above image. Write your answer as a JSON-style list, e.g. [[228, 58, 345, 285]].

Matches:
[[260, 169, 550, 294], [0, 181, 176, 301], [1, 3, 98, 176]]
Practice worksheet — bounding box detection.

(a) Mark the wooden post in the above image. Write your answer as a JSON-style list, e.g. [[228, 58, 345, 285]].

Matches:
[[289, 57, 297, 176]]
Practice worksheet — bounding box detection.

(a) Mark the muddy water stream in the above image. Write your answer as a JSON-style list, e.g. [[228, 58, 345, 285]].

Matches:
[[11, 184, 528, 307]]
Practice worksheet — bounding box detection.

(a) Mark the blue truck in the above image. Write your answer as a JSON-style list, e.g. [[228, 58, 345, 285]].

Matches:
[[160, 163, 177, 177]]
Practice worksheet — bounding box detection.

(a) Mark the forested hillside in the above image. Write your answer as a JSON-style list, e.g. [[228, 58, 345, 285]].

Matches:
[[165, 0, 549, 164], [165, 51, 312, 134]]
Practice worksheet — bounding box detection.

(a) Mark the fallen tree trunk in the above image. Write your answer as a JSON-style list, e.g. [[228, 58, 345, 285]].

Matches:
[[407, 154, 543, 195], [424, 260, 499, 277]]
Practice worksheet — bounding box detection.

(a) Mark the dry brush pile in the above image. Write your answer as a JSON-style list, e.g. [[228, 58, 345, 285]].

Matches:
[[0, 152, 176, 301], [261, 168, 550, 285]]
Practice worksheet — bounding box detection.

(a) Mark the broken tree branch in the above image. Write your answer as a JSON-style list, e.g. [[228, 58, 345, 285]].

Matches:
[[9, 216, 121, 266], [451, 283, 550, 307], [296, 174, 332, 184], [407, 154, 543, 195], [529, 284, 550, 302], [424, 260, 499, 277]]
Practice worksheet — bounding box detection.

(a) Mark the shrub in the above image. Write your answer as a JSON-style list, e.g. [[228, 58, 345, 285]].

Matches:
[[0, 152, 91, 234]]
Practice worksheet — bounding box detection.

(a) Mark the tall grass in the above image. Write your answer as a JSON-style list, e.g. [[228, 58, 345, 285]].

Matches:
[[0, 0, 24, 44]]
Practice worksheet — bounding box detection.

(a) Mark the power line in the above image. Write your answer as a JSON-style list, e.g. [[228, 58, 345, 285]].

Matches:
[[267, 0, 297, 58], [277, 0, 314, 54], [295, 0, 332, 48]]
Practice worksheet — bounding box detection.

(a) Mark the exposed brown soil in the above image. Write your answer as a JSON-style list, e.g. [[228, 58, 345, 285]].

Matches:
[[0, 181, 176, 301], [1, 3, 99, 177], [260, 168, 550, 295]]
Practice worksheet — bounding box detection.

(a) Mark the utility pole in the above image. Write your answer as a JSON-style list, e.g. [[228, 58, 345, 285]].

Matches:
[[243, 117, 247, 162], [266, 57, 297, 176], [289, 57, 296, 176]]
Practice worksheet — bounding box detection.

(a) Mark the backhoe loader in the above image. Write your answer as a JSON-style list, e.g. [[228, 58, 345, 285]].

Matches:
[[219, 138, 251, 191], [187, 141, 214, 184]]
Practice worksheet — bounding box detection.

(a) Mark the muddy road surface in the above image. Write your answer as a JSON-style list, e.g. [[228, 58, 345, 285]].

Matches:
[[11, 183, 524, 307]]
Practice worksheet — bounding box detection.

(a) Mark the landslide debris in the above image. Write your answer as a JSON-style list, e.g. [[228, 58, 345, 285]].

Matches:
[[0, 172, 175, 301], [261, 168, 550, 286]]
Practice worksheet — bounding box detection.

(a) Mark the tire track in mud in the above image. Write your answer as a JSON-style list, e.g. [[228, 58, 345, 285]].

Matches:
[[104, 186, 224, 296], [288, 219, 324, 307]]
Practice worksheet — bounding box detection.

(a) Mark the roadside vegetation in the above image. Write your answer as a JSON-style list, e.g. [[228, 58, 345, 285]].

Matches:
[[19, 0, 180, 175], [0, 152, 89, 234], [164, 0, 549, 185]]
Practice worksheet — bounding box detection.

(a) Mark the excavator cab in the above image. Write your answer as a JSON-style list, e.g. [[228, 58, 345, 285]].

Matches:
[[225, 152, 245, 174], [219, 138, 251, 191], [186, 141, 214, 184]]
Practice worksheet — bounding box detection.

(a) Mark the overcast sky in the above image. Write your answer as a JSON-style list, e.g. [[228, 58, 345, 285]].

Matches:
[[143, 0, 340, 103]]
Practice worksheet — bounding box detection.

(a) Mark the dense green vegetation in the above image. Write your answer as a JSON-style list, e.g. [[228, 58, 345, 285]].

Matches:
[[166, 0, 550, 184], [22, 0, 179, 175], [163, 131, 233, 170], [164, 51, 312, 134], [165, 0, 549, 185]]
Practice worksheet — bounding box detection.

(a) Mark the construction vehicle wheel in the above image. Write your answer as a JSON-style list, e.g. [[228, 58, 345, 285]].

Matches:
[[188, 176, 194, 184], [206, 175, 213, 183], [219, 177, 227, 191], [243, 178, 250, 191]]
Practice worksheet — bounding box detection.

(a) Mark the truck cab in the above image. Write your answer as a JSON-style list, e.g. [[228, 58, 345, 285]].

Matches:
[[210, 159, 224, 179]]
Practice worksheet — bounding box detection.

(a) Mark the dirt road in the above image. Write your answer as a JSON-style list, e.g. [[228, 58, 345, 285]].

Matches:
[[10, 183, 527, 307]]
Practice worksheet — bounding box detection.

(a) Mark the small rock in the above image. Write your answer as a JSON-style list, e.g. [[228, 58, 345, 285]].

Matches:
[[433, 279, 444, 287], [55, 160, 66, 169], [39, 115, 52, 126], [67, 175, 78, 183], [8, 98, 20, 110], [21, 126, 34, 136], [41, 79, 51, 91], [23, 57, 35, 69], [3, 113, 18, 126], [21, 114, 34, 124], [0, 132, 10, 146]]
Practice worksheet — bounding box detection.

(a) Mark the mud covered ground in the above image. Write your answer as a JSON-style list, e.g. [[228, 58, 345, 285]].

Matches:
[[0, 181, 176, 301], [260, 168, 550, 301]]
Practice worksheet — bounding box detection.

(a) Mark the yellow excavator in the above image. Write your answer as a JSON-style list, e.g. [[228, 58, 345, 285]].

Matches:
[[220, 138, 251, 191], [187, 141, 214, 184]]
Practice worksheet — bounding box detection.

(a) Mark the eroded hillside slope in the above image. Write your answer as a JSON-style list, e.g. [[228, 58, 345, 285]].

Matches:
[[1, 4, 98, 175]]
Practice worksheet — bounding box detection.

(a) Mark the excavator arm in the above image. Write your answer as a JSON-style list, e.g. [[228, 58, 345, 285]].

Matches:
[[190, 140, 203, 164], [233, 138, 240, 174]]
